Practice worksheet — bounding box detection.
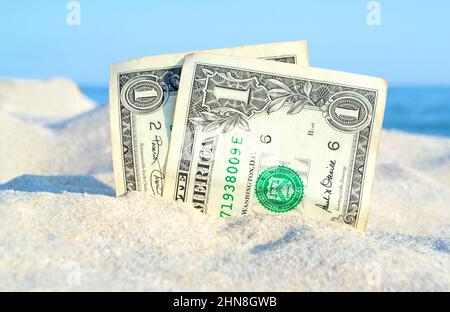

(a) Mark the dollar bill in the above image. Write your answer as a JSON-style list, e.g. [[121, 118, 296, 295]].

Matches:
[[110, 41, 309, 196], [163, 53, 387, 231]]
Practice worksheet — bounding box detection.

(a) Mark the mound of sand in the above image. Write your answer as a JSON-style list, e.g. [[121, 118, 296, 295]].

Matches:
[[0, 104, 111, 184], [0, 79, 449, 291], [0, 78, 95, 125]]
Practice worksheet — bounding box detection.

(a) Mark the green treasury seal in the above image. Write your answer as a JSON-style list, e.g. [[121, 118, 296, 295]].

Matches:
[[255, 165, 304, 213]]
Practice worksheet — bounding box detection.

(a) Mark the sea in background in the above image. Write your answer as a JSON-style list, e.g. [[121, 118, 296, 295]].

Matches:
[[80, 85, 450, 138]]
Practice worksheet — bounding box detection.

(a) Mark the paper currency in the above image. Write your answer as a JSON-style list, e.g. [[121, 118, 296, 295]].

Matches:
[[110, 41, 309, 196], [163, 53, 387, 231]]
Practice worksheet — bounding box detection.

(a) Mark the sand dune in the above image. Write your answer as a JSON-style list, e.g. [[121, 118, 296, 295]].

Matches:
[[0, 105, 111, 184], [0, 79, 449, 291], [0, 78, 95, 125]]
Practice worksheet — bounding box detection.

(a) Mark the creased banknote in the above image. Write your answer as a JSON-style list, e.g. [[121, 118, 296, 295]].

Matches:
[[163, 53, 387, 231], [110, 41, 309, 196]]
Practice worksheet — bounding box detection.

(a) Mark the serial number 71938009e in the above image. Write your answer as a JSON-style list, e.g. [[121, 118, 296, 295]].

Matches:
[[219, 136, 243, 218]]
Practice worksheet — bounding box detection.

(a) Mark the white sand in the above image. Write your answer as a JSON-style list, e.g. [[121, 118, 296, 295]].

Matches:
[[0, 79, 449, 291], [0, 78, 95, 125]]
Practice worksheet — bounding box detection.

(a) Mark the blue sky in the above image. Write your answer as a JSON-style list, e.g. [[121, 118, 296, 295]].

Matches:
[[0, 0, 449, 85]]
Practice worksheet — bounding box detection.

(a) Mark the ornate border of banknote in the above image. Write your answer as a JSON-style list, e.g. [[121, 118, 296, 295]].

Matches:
[[117, 66, 181, 192], [172, 63, 379, 228], [163, 53, 387, 231]]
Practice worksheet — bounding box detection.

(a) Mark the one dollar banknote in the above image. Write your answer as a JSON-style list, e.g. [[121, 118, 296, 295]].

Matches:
[[110, 41, 309, 196], [163, 53, 387, 231]]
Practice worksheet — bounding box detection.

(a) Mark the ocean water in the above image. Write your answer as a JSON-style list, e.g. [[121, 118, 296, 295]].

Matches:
[[80, 85, 450, 138], [383, 86, 450, 137]]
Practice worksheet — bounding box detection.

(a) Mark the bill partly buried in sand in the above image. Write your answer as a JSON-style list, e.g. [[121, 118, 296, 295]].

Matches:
[[0, 78, 449, 291]]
